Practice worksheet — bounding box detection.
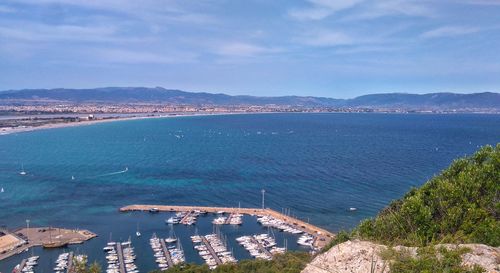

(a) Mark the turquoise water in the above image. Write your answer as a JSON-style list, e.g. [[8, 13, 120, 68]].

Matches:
[[0, 113, 499, 271]]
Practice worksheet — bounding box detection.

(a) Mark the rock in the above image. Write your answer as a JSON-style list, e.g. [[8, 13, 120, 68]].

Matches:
[[302, 240, 389, 273], [301, 240, 500, 273]]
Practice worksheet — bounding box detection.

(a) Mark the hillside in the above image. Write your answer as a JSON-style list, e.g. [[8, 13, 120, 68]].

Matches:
[[0, 87, 499, 110], [354, 144, 499, 247]]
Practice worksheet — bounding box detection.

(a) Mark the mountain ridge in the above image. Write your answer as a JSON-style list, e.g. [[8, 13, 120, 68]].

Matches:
[[0, 87, 499, 110]]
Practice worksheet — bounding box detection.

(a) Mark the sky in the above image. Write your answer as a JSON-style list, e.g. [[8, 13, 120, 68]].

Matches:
[[0, 0, 500, 98]]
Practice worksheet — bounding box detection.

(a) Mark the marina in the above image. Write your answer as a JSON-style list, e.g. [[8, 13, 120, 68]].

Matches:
[[120, 204, 334, 249]]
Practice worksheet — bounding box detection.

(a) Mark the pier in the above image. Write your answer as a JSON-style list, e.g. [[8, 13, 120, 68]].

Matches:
[[116, 243, 126, 273], [179, 211, 193, 225], [159, 239, 174, 268], [251, 237, 272, 257], [66, 252, 74, 273], [201, 236, 222, 265], [120, 204, 333, 249], [12, 259, 27, 273], [224, 212, 239, 224], [0, 227, 96, 261]]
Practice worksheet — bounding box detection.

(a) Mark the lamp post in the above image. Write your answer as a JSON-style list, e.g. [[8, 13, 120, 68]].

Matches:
[[261, 189, 265, 210], [26, 219, 30, 243]]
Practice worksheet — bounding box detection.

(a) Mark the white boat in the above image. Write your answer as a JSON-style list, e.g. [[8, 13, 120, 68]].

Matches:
[[166, 217, 179, 224], [136, 223, 141, 237], [20, 164, 26, 175], [349, 207, 357, 211], [1, 187, 4, 193]]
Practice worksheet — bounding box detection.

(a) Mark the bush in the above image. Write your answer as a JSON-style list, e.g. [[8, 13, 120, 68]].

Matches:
[[354, 144, 500, 247], [382, 246, 485, 273]]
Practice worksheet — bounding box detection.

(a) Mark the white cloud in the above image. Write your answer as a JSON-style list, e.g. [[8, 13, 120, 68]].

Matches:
[[421, 26, 480, 39], [94, 48, 197, 64], [8, 0, 216, 25], [289, 0, 363, 20], [289, 0, 433, 21], [215, 42, 280, 57], [0, 24, 118, 42], [300, 30, 354, 46]]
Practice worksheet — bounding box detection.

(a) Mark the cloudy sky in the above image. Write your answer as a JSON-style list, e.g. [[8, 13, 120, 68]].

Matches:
[[0, 0, 499, 98]]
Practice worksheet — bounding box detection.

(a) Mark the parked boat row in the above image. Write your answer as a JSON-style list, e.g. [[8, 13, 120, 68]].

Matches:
[[166, 210, 206, 225], [257, 215, 303, 234], [167, 241, 185, 265], [54, 252, 71, 273], [236, 234, 285, 260], [204, 234, 237, 266], [212, 212, 243, 225], [297, 234, 314, 247], [103, 240, 138, 273], [149, 234, 170, 271], [121, 241, 138, 273], [191, 234, 236, 270], [13, 256, 39, 273]]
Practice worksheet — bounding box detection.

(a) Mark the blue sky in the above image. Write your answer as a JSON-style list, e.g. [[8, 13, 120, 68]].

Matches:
[[0, 0, 499, 98]]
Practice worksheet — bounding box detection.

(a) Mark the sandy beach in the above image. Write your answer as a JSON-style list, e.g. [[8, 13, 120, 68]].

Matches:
[[0, 112, 247, 136]]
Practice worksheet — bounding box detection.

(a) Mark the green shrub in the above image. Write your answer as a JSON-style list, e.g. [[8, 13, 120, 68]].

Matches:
[[354, 144, 500, 247], [383, 246, 485, 273]]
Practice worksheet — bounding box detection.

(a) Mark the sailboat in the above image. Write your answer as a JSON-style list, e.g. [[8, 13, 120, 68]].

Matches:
[[165, 225, 177, 243], [19, 164, 26, 175], [136, 223, 141, 237], [1, 187, 4, 193]]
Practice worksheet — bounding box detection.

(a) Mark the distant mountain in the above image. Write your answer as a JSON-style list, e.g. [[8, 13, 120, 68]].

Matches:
[[0, 87, 498, 110], [345, 92, 500, 109]]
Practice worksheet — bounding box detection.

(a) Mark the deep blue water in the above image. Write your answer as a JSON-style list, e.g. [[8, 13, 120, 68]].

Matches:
[[0, 113, 499, 272]]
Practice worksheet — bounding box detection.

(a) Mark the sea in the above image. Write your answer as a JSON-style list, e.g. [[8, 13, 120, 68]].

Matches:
[[0, 113, 499, 272]]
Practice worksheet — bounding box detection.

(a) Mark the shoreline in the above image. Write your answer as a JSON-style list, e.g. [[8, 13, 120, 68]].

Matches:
[[1, 111, 499, 136], [0, 112, 248, 136]]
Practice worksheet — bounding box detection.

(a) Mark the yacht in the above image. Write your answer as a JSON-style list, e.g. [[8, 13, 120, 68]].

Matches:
[[166, 216, 180, 224]]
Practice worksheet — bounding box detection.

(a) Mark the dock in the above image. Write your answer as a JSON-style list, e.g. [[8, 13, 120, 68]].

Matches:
[[67, 252, 74, 273], [201, 236, 222, 265], [160, 239, 174, 268], [224, 212, 237, 224], [13, 259, 27, 273], [116, 243, 126, 273], [120, 204, 334, 249], [179, 211, 193, 225], [251, 237, 272, 257], [0, 227, 97, 261]]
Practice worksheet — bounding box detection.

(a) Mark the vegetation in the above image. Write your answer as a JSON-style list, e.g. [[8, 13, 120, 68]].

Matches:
[[321, 230, 351, 253], [354, 144, 499, 247], [157, 252, 311, 273], [380, 246, 485, 273], [72, 257, 102, 273]]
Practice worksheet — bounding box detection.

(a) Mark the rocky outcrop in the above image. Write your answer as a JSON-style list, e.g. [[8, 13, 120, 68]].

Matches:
[[302, 240, 499, 273]]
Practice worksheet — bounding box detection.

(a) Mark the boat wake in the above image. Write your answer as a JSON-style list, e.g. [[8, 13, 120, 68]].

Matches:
[[82, 167, 129, 179]]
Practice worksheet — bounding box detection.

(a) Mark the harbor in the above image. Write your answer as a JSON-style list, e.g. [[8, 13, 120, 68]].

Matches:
[[120, 204, 334, 249], [2, 204, 333, 273]]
